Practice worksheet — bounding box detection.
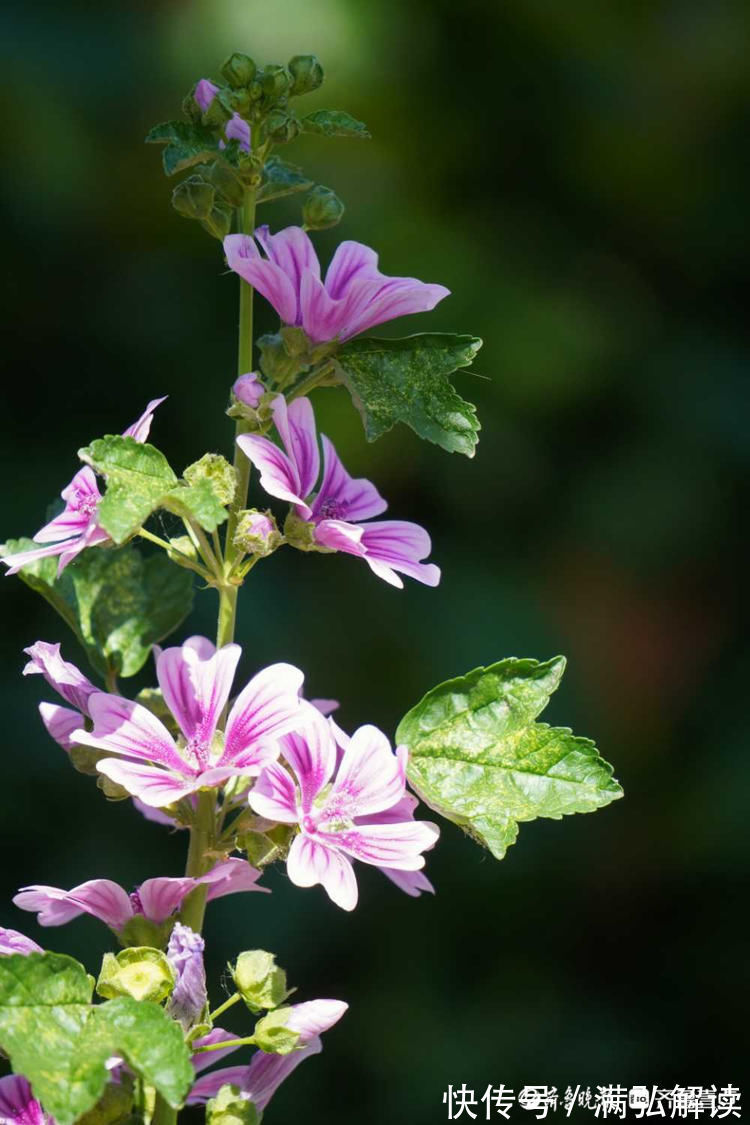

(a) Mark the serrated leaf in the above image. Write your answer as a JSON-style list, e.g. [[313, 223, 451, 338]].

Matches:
[[257, 156, 314, 203], [0, 954, 193, 1124], [165, 480, 228, 533], [301, 109, 370, 138], [397, 657, 623, 859], [5, 540, 193, 679], [336, 333, 482, 456], [145, 120, 220, 176], [79, 435, 177, 544]]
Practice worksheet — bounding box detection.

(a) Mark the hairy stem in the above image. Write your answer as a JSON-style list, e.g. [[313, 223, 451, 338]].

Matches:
[[180, 789, 216, 931]]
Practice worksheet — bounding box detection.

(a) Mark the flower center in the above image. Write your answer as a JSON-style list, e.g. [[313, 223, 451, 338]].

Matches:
[[129, 888, 144, 916], [70, 488, 98, 520], [317, 497, 345, 521], [185, 735, 209, 770]]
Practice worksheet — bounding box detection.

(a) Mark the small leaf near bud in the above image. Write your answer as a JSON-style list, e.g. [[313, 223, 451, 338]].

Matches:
[[260, 64, 290, 100], [97, 774, 130, 801], [97, 947, 175, 1003], [231, 950, 290, 1013], [70, 745, 105, 777], [257, 331, 309, 386], [206, 1085, 261, 1125], [118, 915, 174, 951], [184, 453, 237, 507], [209, 162, 246, 208], [233, 510, 282, 558], [284, 511, 330, 553], [172, 176, 215, 221], [202, 92, 232, 129], [252, 1006, 301, 1055], [302, 185, 345, 230], [262, 109, 300, 144], [242, 823, 294, 867], [181, 91, 203, 123], [288, 54, 324, 96], [200, 202, 234, 241], [220, 52, 257, 88]]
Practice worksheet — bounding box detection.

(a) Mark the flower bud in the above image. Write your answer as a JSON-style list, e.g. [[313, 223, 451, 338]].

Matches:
[[242, 823, 294, 867], [97, 947, 175, 1004], [181, 90, 204, 123], [260, 64, 290, 100], [252, 1006, 301, 1055], [220, 53, 257, 89], [184, 453, 237, 507], [201, 202, 234, 241], [232, 372, 264, 408], [206, 1085, 261, 1125], [302, 185, 345, 230], [231, 949, 290, 1013], [263, 109, 300, 144], [284, 511, 325, 553], [166, 923, 207, 1032], [202, 91, 232, 129], [233, 510, 282, 557], [288, 55, 324, 96], [172, 177, 215, 221], [257, 331, 308, 385]]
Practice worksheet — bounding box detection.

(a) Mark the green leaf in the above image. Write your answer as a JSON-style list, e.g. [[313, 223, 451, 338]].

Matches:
[[396, 656, 623, 859], [0, 954, 193, 1125], [145, 120, 221, 176], [336, 333, 482, 456], [79, 435, 177, 544], [165, 480, 228, 533], [0, 952, 103, 1125], [257, 156, 314, 203], [5, 540, 193, 679], [300, 109, 370, 139]]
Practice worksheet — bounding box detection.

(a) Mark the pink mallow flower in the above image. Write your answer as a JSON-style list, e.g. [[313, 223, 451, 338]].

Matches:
[[188, 999, 348, 1110], [13, 858, 264, 936], [223, 225, 450, 344], [0, 1076, 52, 1125], [248, 705, 439, 911], [68, 635, 305, 807], [0, 927, 43, 955], [237, 395, 440, 588], [1, 398, 166, 577], [194, 79, 251, 151]]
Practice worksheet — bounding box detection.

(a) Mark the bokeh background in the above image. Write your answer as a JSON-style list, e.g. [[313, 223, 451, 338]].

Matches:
[[1, 0, 747, 1121]]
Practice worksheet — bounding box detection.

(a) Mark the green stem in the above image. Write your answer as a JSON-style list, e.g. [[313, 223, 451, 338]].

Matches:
[[193, 1034, 256, 1054], [152, 1094, 177, 1125], [209, 992, 242, 1022], [286, 360, 336, 403], [179, 789, 216, 932]]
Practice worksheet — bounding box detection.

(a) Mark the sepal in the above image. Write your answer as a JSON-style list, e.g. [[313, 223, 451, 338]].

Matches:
[[231, 950, 290, 1013], [206, 1084, 261, 1125], [96, 947, 175, 1003], [252, 1006, 301, 1055]]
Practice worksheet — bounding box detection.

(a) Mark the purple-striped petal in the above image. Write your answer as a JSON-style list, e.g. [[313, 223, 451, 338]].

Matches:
[[136, 876, 199, 923], [380, 866, 435, 896], [0, 927, 43, 955], [359, 520, 441, 588], [323, 240, 381, 299], [23, 641, 97, 714], [299, 271, 349, 342], [236, 432, 308, 509], [255, 225, 321, 300], [224, 235, 299, 325], [194, 79, 219, 113], [321, 819, 439, 871], [38, 702, 83, 751], [1, 538, 81, 576], [122, 396, 167, 442], [223, 662, 304, 768], [248, 760, 300, 823], [13, 879, 133, 930], [199, 857, 268, 900], [72, 693, 189, 773], [286, 998, 348, 1038], [224, 114, 251, 151], [342, 276, 451, 340], [95, 759, 201, 807], [276, 705, 338, 813], [132, 798, 184, 828], [157, 638, 240, 745], [325, 728, 406, 819], [166, 923, 207, 1031], [312, 518, 365, 554], [0, 1075, 47, 1125], [287, 835, 358, 911], [272, 396, 320, 502], [309, 435, 386, 523], [191, 1028, 245, 1074]]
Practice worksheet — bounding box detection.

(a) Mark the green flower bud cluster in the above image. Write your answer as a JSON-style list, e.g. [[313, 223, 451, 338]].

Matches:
[[206, 1085, 261, 1125]]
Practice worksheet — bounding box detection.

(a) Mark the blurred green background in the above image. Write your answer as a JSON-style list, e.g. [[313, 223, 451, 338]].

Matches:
[[1, 0, 747, 1120]]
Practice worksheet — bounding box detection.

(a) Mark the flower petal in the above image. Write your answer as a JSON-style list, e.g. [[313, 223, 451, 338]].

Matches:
[[287, 835, 358, 911], [1, 538, 79, 576], [136, 876, 199, 923], [224, 235, 299, 325], [236, 432, 307, 509], [13, 879, 133, 930], [0, 927, 43, 955], [38, 702, 83, 751], [343, 276, 451, 340], [255, 225, 321, 303], [326, 727, 406, 819], [380, 866, 435, 896], [223, 662, 304, 769], [323, 240, 381, 299], [191, 1029, 245, 1074], [199, 857, 268, 899], [157, 637, 240, 745], [359, 520, 441, 588], [73, 693, 188, 772], [122, 396, 167, 442], [310, 435, 387, 522], [194, 78, 219, 113], [96, 759, 201, 807], [23, 641, 97, 714], [277, 705, 338, 814], [273, 396, 320, 501], [286, 998, 348, 1039], [0, 1075, 45, 1125], [248, 761, 300, 823], [321, 819, 440, 871]]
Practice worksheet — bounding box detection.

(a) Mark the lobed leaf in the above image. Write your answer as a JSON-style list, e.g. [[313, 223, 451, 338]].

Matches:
[[300, 109, 370, 138], [257, 156, 314, 203], [336, 333, 482, 456], [145, 120, 221, 176], [79, 435, 177, 544], [165, 479, 229, 533], [397, 657, 623, 859]]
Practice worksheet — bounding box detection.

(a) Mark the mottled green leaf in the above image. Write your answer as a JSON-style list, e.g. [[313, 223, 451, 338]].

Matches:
[[301, 109, 370, 138], [79, 436, 177, 544], [165, 480, 228, 533], [0, 955, 193, 1124], [145, 120, 220, 176], [257, 156, 314, 203], [4, 540, 193, 679], [397, 657, 623, 859], [336, 333, 482, 456]]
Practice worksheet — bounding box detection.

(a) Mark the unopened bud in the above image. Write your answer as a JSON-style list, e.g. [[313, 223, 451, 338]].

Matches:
[[202, 91, 232, 129], [263, 109, 300, 144], [97, 947, 175, 1003], [233, 510, 281, 557], [288, 55, 324, 96], [233, 372, 265, 408], [302, 185, 345, 230], [184, 453, 237, 506], [172, 177, 215, 221], [260, 65, 290, 100], [257, 331, 308, 385], [220, 53, 257, 88], [252, 1007, 301, 1055], [231, 950, 290, 1013], [206, 1085, 261, 1125]]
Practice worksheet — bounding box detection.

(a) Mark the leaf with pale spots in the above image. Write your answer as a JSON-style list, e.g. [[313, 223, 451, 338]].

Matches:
[[79, 435, 177, 545], [146, 120, 221, 176], [397, 656, 623, 859], [300, 109, 370, 139], [336, 333, 482, 456], [257, 156, 314, 203]]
